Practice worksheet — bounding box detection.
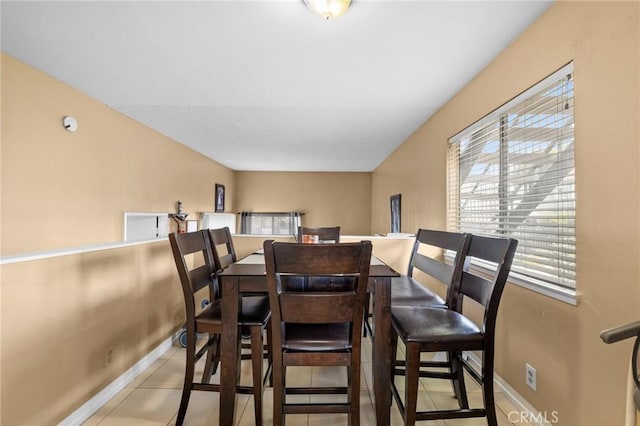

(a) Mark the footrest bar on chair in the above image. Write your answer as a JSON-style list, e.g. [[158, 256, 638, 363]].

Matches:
[[415, 408, 486, 421]]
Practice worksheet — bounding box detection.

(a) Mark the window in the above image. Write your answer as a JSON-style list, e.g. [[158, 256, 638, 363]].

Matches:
[[123, 212, 169, 242], [239, 212, 303, 236], [448, 63, 575, 293]]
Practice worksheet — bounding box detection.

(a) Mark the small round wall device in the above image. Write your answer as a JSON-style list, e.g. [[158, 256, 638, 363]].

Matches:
[[62, 116, 78, 132]]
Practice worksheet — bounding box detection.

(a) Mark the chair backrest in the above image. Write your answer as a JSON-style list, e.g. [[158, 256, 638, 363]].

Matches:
[[264, 240, 371, 328], [169, 230, 218, 325], [452, 234, 518, 334], [407, 229, 471, 306], [208, 227, 237, 271], [296, 226, 341, 244]]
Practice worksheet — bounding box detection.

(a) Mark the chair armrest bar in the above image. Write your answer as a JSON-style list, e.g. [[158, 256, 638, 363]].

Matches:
[[600, 320, 640, 344]]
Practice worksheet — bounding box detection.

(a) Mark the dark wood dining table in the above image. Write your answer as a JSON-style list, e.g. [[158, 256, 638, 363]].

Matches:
[[217, 250, 399, 426]]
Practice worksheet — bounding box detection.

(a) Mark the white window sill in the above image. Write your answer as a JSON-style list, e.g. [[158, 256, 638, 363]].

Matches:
[[446, 253, 579, 306], [506, 270, 579, 306]]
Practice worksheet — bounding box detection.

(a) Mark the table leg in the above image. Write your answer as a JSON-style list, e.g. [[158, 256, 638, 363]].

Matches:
[[220, 276, 240, 426], [373, 276, 392, 426]]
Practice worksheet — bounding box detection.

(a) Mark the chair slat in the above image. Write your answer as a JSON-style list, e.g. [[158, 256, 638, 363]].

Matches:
[[190, 265, 213, 293], [297, 226, 341, 243], [411, 253, 453, 285], [274, 244, 364, 274], [280, 292, 357, 323], [416, 229, 469, 252], [177, 232, 209, 255], [467, 235, 511, 264], [459, 271, 492, 307]]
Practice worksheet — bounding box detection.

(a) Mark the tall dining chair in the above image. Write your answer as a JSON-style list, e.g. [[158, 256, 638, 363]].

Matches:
[[208, 226, 273, 382], [390, 234, 518, 426], [365, 229, 470, 338], [169, 230, 271, 426], [296, 226, 341, 244], [263, 240, 372, 426]]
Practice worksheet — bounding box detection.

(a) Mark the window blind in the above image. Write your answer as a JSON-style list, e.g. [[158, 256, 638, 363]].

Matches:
[[448, 63, 575, 289], [240, 212, 303, 236]]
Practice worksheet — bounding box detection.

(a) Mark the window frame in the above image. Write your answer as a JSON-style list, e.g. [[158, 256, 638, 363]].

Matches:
[[447, 62, 578, 305]]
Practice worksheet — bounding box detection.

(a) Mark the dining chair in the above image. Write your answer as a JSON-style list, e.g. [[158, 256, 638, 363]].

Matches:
[[169, 230, 271, 426], [296, 226, 341, 244], [263, 240, 372, 426], [365, 229, 470, 338], [208, 226, 273, 382], [390, 234, 518, 426]]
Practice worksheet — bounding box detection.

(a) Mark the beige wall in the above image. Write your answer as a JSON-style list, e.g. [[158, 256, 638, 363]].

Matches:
[[372, 2, 640, 425], [1, 53, 235, 256], [1, 242, 182, 425], [235, 171, 372, 235], [0, 54, 234, 424]]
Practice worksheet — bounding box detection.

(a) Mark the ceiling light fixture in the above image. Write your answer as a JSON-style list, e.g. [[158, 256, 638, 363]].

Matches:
[[303, 0, 351, 20]]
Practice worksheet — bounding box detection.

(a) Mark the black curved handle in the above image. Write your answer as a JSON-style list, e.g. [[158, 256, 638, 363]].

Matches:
[[600, 320, 640, 344]]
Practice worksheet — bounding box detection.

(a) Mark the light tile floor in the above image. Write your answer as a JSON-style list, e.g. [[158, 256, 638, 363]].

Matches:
[[83, 338, 530, 425]]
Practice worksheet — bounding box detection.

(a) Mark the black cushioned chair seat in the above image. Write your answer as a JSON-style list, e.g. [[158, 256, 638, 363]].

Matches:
[[197, 295, 271, 329], [392, 306, 483, 346], [284, 323, 351, 351], [391, 275, 446, 307]]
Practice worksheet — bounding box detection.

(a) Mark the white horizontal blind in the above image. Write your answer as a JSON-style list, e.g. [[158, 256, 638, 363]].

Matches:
[[448, 63, 575, 288], [200, 213, 237, 233], [239, 212, 302, 236]]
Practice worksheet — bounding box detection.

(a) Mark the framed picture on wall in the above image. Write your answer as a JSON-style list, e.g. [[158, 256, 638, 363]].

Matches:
[[215, 184, 225, 213], [390, 193, 401, 233]]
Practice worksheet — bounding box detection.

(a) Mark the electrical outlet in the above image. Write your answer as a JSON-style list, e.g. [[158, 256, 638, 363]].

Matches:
[[526, 363, 537, 391], [105, 346, 114, 367]]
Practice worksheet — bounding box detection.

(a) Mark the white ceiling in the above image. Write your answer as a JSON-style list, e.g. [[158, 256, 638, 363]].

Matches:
[[1, 0, 552, 171]]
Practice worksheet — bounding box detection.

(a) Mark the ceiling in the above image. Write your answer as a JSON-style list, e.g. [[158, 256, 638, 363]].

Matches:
[[1, 0, 553, 172]]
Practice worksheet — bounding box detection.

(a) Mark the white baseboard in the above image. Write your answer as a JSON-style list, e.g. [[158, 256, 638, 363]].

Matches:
[[465, 352, 553, 426], [58, 335, 176, 426]]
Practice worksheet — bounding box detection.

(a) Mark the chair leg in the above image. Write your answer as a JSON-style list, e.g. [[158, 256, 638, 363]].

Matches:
[[450, 351, 469, 408], [212, 332, 221, 375], [272, 352, 285, 426], [250, 326, 264, 425], [483, 353, 498, 426], [202, 333, 219, 383], [266, 321, 273, 387], [348, 364, 361, 426], [176, 332, 196, 426], [403, 343, 420, 426], [390, 329, 399, 408]]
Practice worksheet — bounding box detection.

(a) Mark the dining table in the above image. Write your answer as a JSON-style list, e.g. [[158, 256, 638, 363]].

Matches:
[[217, 248, 399, 426]]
